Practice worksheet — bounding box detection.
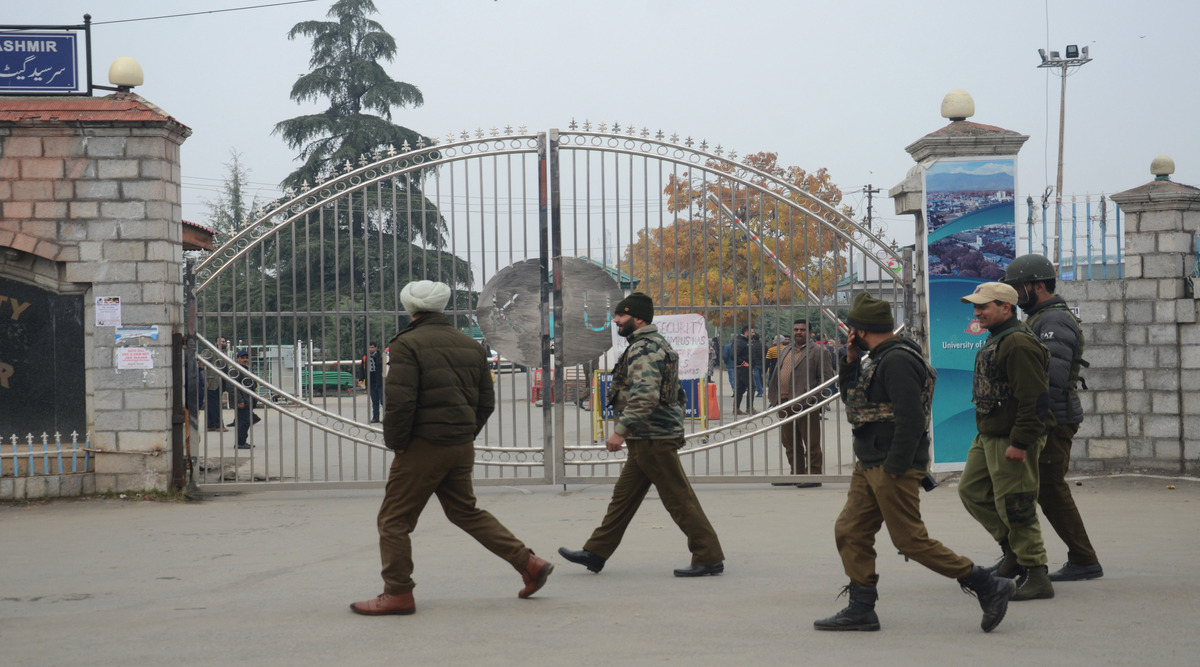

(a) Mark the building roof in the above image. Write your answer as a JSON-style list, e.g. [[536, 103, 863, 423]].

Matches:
[[183, 220, 216, 252], [0, 92, 191, 135]]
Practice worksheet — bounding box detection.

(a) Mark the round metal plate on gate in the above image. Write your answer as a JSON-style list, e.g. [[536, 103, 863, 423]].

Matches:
[[475, 257, 624, 368]]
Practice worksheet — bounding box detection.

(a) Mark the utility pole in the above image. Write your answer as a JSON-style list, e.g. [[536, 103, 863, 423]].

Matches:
[[863, 184, 879, 288], [1038, 45, 1092, 265]]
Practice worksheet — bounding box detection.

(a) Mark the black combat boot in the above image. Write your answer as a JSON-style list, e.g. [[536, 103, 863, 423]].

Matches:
[[983, 539, 1026, 581], [1012, 564, 1055, 601], [958, 565, 1017, 632], [813, 582, 880, 632]]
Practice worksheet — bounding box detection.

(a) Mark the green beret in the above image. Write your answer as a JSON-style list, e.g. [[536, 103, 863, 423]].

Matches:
[[845, 292, 894, 333]]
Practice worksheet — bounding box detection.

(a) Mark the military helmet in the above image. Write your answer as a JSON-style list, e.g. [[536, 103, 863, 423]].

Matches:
[[1004, 254, 1056, 284]]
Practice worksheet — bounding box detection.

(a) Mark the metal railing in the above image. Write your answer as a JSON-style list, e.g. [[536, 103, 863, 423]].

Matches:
[[1022, 193, 1124, 280], [1, 431, 92, 477]]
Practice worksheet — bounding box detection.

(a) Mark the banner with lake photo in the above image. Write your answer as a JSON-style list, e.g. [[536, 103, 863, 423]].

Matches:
[[923, 157, 1017, 470]]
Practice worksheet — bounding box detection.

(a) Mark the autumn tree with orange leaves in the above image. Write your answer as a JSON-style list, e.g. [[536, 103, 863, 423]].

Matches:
[[623, 152, 854, 327]]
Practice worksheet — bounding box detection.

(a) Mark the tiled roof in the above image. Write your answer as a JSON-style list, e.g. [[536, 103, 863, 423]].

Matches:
[[0, 92, 191, 134]]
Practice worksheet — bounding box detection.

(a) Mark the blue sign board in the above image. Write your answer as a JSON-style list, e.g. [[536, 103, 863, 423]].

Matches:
[[596, 372, 704, 420], [0, 32, 79, 93]]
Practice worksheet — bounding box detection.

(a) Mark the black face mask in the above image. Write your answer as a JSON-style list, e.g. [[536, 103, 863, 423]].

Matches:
[[852, 334, 870, 353]]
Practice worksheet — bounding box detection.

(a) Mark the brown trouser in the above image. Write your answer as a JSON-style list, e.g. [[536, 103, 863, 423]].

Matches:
[[583, 437, 724, 567], [1038, 422, 1098, 565], [835, 463, 974, 587], [777, 409, 823, 474], [377, 439, 530, 594]]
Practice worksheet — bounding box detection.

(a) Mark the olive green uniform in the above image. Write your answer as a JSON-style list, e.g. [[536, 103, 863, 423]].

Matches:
[[835, 337, 973, 586], [958, 316, 1055, 568], [582, 325, 724, 566]]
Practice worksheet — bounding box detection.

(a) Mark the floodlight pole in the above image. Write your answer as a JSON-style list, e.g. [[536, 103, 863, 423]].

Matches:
[[1038, 46, 1092, 265]]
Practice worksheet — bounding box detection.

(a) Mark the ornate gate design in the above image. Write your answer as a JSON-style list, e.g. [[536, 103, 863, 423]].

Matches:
[[187, 123, 909, 489]]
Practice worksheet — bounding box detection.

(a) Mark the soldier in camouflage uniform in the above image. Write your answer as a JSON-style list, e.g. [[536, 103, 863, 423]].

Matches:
[[559, 293, 725, 577], [958, 282, 1057, 602], [815, 293, 1016, 634]]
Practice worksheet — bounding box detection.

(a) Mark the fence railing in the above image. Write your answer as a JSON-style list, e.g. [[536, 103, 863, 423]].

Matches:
[[1021, 193, 1124, 280], [1, 431, 92, 477]]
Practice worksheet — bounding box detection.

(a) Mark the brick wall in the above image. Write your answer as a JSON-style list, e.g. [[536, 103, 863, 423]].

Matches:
[[0, 94, 190, 496]]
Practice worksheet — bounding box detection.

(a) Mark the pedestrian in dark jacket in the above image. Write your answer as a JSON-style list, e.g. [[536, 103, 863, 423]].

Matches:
[[733, 326, 754, 414], [351, 281, 552, 617], [229, 349, 260, 449], [1005, 254, 1102, 582], [750, 333, 765, 398], [360, 342, 384, 423], [815, 292, 1015, 633]]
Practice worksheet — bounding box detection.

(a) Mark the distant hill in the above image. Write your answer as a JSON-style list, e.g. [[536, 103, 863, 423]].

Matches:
[[927, 172, 1013, 192]]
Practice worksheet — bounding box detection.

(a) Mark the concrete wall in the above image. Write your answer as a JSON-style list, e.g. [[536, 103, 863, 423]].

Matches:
[[0, 94, 190, 497], [1056, 177, 1200, 475]]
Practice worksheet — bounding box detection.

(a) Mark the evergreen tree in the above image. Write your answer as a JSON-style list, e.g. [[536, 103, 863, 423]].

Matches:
[[266, 0, 472, 358], [274, 0, 425, 190]]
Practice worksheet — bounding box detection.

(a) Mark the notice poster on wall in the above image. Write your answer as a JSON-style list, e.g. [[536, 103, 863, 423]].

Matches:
[[95, 296, 121, 327], [923, 157, 1017, 470], [610, 313, 708, 379], [116, 347, 154, 370]]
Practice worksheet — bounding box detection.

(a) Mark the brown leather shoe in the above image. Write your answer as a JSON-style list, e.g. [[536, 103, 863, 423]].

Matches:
[[518, 553, 554, 599], [349, 592, 415, 615]]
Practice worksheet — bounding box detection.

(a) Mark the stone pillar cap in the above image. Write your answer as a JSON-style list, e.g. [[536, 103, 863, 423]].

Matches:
[[940, 90, 975, 121], [1151, 155, 1175, 181]]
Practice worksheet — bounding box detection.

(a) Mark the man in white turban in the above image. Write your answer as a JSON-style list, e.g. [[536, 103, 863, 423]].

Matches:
[[351, 281, 553, 615], [399, 280, 453, 314]]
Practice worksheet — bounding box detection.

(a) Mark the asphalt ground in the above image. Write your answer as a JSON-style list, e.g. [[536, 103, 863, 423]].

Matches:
[[2, 474, 1198, 666]]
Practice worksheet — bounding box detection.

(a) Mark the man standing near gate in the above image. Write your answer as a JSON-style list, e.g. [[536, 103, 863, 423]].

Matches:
[[360, 342, 383, 423], [1004, 255, 1103, 582], [350, 280, 552, 616], [958, 282, 1057, 602], [767, 319, 834, 485], [814, 293, 1015, 633], [558, 292, 725, 577]]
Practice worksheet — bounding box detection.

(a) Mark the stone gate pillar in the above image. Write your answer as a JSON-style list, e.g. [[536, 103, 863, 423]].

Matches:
[[888, 90, 1029, 350], [1109, 156, 1200, 473], [0, 92, 191, 496]]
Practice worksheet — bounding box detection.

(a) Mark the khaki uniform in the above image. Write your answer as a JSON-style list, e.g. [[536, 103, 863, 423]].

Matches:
[[834, 337, 972, 587]]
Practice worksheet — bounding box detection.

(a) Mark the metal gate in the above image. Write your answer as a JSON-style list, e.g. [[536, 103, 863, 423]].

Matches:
[[186, 123, 909, 489]]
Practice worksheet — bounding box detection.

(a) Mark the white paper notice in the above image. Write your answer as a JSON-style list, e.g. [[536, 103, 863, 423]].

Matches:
[[116, 347, 153, 370], [610, 313, 708, 379], [95, 296, 122, 327]]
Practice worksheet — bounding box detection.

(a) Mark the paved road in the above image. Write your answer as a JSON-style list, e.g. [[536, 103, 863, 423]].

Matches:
[[2, 475, 1198, 666]]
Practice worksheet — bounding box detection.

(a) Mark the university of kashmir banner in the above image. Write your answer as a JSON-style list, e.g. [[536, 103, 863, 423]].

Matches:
[[923, 157, 1017, 470]]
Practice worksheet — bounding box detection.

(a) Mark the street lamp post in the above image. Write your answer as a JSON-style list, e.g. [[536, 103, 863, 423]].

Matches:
[[1038, 45, 1092, 266]]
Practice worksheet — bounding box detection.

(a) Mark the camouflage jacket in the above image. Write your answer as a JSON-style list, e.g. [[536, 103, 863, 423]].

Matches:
[[608, 325, 686, 440]]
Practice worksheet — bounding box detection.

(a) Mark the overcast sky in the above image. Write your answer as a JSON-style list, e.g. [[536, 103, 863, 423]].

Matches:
[[7, 0, 1197, 248]]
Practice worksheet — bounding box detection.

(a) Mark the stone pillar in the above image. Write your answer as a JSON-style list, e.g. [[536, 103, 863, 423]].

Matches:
[[0, 93, 191, 495], [1110, 156, 1200, 473], [888, 90, 1029, 349]]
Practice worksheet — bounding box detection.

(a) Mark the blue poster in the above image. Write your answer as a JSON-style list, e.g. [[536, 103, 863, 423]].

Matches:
[[0, 32, 79, 93], [596, 372, 704, 419], [924, 158, 1017, 470]]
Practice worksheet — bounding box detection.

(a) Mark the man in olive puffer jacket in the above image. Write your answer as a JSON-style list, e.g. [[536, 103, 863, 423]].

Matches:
[[350, 281, 552, 616]]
